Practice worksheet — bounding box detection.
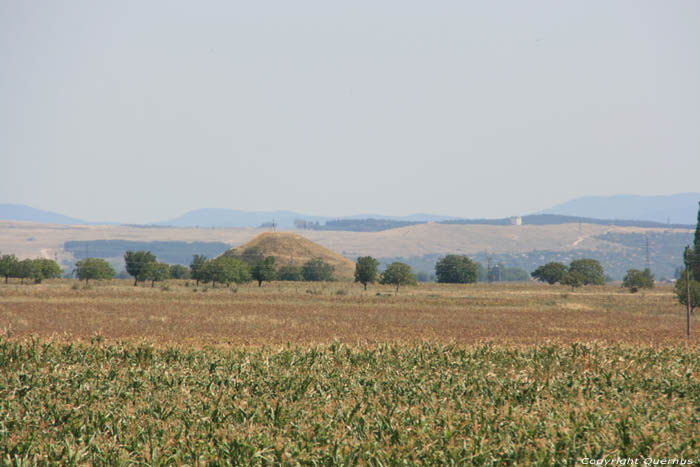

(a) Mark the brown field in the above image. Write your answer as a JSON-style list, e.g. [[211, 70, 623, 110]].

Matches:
[[0, 279, 696, 346]]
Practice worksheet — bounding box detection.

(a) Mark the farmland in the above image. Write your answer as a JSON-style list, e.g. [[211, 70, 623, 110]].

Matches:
[[1, 281, 699, 463], [0, 280, 695, 345]]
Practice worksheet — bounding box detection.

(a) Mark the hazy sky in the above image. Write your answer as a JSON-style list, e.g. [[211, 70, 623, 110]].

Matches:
[[2, 1, 698, 224]]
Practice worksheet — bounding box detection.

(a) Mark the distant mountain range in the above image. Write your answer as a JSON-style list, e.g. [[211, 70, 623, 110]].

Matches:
[[536, 193, 700, 225], [0, 204, 86, 225], [1, 193, 698, 228], [155, 209, 459, 228]]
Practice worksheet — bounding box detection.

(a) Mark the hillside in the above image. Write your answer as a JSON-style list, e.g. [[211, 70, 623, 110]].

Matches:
[[235, 232, 356, 280], [537, 193, 700, 225], [0, 204, 85, 225]]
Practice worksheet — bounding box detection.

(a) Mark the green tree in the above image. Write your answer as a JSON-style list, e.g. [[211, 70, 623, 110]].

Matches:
[[691, 202, 700, 279], [0, 254, 18, 284], [15, 259, 41, 284], [190, 255, 208, 286], [569, 259, 604, 286], [34, 259, 62, 282], [561, 270, 585, 290], [203, 257, 250, 287], [278, 265, 303, 281], [251, 256, 276, 287], [531, 262, 568, 285], [435, 255, 478, 284], [380, 262, 417, 294], [74, 258, 115, 284], [354, 256, 379, 290], [302, 258, 335, 282], [675, 271, 700, 314], [623, 268, 654, 292], [144, 262, 171, 287], [124, 251, 157, 286], [169, 264, 191, 280], [238, 247, 265, 267]]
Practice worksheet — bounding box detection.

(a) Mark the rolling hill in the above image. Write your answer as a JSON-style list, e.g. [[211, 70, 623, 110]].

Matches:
[[0, 204, 85, 225], [233, 232, 356, 280], [537, 193, 700, 225]]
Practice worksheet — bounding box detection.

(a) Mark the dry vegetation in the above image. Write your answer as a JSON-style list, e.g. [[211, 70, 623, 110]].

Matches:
[[2, 281, 699, 463], [0, 280, 695, 345]]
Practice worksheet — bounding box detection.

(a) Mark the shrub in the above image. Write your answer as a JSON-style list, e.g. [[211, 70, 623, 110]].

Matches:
[[622, 268, 654, 292], [302, 258, 335, 282]]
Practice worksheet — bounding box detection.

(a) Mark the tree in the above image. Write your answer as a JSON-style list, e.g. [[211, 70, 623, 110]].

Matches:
[[380, 262, 417, 294], [202, 257, 250, 287], [623, 268, 654, 292], [302, 258, 335, 282], [561, 270, 585, 290], [34, 259, 62, 282], [0, 254, 18, 284], [190, 255, 208, 286], [169, 264, 191, 280], [568, 259, 604, 286], [74, 258, 115, 284], [124, 251, 157, 286], [278, 265, 303, 281], [675, 271, 700, 314], [238, 247, 265, 267], [354, 256, 379, 290], [143, 262, 171, 287], [14, 259, 41, 284], [251, 256, 276, 287], [435, 255, 478, 284], [691, 202, 700, 279], [531, 262, 568, 285]]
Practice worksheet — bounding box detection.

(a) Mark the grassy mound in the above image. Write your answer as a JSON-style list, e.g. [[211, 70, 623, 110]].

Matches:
[[237, 232, 355, 280]]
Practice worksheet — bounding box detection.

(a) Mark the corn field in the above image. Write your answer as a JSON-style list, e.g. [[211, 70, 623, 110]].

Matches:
[[1, 339, 698, 464]]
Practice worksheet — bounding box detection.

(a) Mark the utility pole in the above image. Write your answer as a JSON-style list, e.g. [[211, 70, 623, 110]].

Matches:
[[685, 246, 691, 338], [645, 235, 650, 271], [487, 256, 493, 283]]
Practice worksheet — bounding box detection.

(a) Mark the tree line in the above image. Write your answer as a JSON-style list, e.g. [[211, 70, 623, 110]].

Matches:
[[0, 255, 62, 284], [0, 250, 654, 294], [65, 247, 340, 288]]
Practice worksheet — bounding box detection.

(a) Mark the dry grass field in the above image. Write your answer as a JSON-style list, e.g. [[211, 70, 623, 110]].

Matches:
[[0, 279, 695, 346]]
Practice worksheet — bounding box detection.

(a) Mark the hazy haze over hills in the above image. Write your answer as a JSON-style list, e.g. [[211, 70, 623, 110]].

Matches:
[[537, 193, 700, 225], [0, 204, 85, 225], [1, 193, 698, 228], [157, 209, 460, 228]]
